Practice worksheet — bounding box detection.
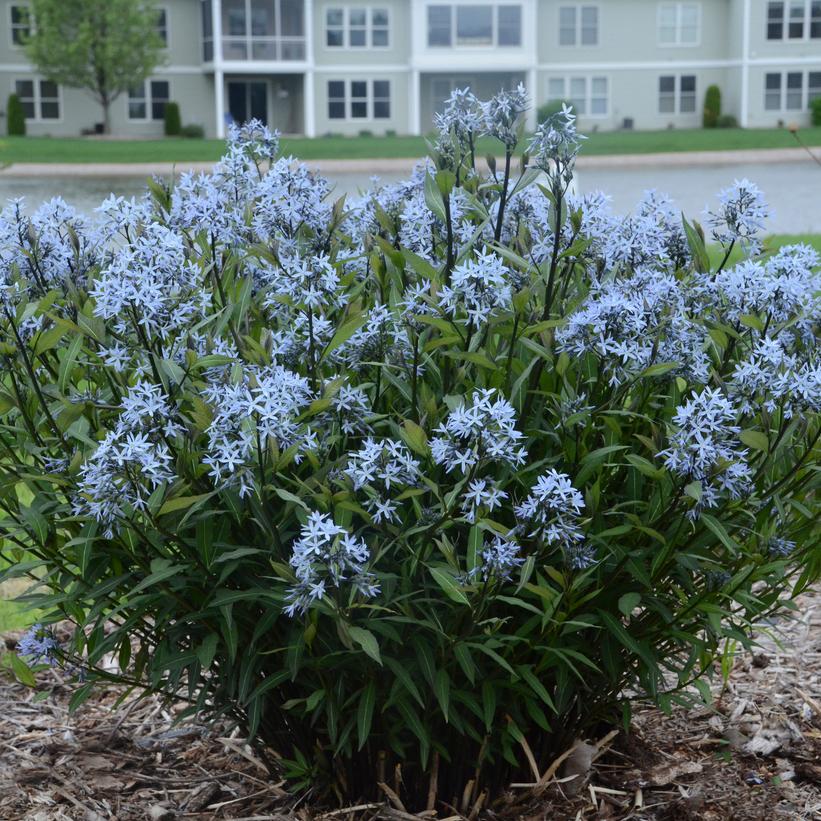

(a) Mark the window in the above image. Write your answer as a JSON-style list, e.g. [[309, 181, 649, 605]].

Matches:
[[156, 8, 169, 45], [14, 79, 59, 120], [497, 5, 521, 45], [427, 4, 521, 46], [128, 80, 170, 120], [559, 5, 598, 45], [768, 1, 785, 38], [328, 80, 346, 118], [767, 1, 821, 39], [428, 4, 452, 45], [546, 76, 609, 117], [789, 0, 805, 37], [765, 70, 820, 110], [809, 71, 821, 104], [658, 3, 700, 45], [220, 0, 306, 60], [457, 5, 493, 45], [325, 7, 390, 48], [10, 4, 31, 45], [659, 74, 696, 114], [327, 79, 391, 120], [765, 73, 782, 110]]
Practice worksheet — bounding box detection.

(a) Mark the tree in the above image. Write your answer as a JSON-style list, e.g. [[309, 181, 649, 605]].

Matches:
[[24, 0, 165, 134]]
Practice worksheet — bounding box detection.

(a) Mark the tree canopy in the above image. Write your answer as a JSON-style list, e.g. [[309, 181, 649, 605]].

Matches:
[[24, 0, 165, 133]]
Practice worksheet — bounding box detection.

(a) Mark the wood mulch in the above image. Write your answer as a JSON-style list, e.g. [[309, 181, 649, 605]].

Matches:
[[1, 589, 819, 820]]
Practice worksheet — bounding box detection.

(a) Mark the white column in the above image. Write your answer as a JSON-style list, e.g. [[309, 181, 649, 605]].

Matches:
[[304, 70, 316, 137], [526, 67, 538, 130], [740, 0, 751, 128], [303, 0, 316, 137], [410, 69, 421, 136], [212, 0, 226, 138]]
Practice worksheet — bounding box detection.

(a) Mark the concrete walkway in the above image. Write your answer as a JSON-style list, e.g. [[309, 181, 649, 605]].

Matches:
[[0, 146, 818, 178]]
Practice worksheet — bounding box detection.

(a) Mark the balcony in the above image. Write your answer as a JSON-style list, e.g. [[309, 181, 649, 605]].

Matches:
[[202, 0, 306, 63]]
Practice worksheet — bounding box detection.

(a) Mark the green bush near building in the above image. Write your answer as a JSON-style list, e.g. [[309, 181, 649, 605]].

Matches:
[[812, 98, 821, 127], [6, 94, 25, 136], [164, 102, 182, 136], [703, 85, 722, 128]]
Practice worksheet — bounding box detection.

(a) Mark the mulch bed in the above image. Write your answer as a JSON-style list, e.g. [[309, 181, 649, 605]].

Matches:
[[1, 589, 819, 820]]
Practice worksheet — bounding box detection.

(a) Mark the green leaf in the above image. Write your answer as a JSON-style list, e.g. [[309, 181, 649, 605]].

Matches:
[[682, 214, 710, 273], [323, 311, 366, 359], [618, 592, 641, 618], [429, 566, 470, 605], [356, 680, 376, 749], [196, 633, 220, 669], [482, 680, 496, 730], [348, 626, 382, 665], [684, 481, 703, 503], [401, 419, 429, 456], [10, 653, 36, 687], [158, 493, 213, 516], [424, 172, 447, 223], [467, 524, 482, 574], [396, 698, 430, 766], [517, 665, 556, 713], [434, 668, 450, 722], [700, 513, 740, 553], [384, 656, 425, 707], [740, 429, 769, 452], [641, 362, 679, 378], [453, 643, 476, 685]]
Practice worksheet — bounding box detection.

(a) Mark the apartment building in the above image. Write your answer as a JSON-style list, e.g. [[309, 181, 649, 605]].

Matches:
[[1, 1, 819, 138]]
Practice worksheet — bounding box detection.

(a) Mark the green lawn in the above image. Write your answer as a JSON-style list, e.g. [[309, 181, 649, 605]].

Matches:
[[0, 126, 819, 164]]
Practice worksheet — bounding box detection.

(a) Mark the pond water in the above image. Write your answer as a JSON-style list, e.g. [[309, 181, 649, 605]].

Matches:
[[0, 161, 818, 234]]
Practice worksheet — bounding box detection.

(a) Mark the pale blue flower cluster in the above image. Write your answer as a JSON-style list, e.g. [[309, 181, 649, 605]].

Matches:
[[344, 437, 421, 523], [17, 623, 61, 666], [438, 251, 514, 325], [203, 365, 315, 496], [74, 381, 179, 537], [431, 389, 527, 473], [285, 511, 379, 616], [705, 178, 769, 253], [514, 470, 586, 550], [658, 388, 752, 518]]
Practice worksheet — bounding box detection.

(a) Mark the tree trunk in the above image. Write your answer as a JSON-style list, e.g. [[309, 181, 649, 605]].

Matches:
[[102, 99, 111, 135]]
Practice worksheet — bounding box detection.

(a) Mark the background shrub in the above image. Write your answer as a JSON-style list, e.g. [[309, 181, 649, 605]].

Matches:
[[537, 99, 569, 124], [717, 114, 739, 129], [703, 85, 722, 128], [1, 100, 818, 810], [179, 123, 205, 139], [164, 101, 181, 136], [812, 97, 821, 127], [6, 94, 25, 136]]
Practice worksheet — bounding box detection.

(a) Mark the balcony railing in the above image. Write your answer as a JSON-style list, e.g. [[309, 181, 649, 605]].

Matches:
[[221, 35, 306, 61], [202, 35, 306, 62]]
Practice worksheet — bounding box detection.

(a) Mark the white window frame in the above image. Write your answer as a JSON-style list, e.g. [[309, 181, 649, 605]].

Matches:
[[657, 2, 701, 47], [12, 77, 62, 122], [425, 3, 523, 49], [156, 6, 170, 46], [558, 5, 599, 47], [9, 2, 32, 47], [764, 70, 820, 111], [658, 74, 697, 115], [325, 6, 391, 49], [326, 78, 392, 122], [546, 75, 609, 117], [127, 79, 171, 122], [766, 0, 821, 41]]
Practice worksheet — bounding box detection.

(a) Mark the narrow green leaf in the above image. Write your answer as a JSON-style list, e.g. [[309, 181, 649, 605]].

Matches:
[[429, 566, 470, 605], [357, 680, 376, 749], [349, 626, 382, 665]]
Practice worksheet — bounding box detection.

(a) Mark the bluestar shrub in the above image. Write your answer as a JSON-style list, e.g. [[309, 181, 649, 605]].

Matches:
[[0, 90, 819, 808]]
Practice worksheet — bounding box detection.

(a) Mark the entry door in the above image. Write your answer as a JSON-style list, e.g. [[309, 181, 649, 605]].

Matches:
[[227, 81, 269, 126]]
